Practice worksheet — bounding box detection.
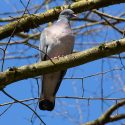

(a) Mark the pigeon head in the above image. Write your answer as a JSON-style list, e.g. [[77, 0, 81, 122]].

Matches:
[[59, 9, 76, 20]]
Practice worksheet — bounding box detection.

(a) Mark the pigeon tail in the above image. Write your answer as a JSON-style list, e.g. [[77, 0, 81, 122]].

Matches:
[[39, 98, 55, 111]]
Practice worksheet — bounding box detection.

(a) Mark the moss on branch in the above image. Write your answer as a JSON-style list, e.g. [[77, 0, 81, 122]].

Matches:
[[0, 0, 125, 39], [0, 38, 125, 89]]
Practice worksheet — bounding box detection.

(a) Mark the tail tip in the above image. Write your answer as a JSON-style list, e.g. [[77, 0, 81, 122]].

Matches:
[[39, 99, 55, 111]]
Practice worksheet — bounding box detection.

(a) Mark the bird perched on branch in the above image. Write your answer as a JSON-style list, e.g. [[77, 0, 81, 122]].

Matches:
[[39, 9, 76, 111]]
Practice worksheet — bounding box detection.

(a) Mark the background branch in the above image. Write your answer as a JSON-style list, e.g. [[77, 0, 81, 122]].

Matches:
[[0, 0, 125, 40], [85, 99, 125, 125]]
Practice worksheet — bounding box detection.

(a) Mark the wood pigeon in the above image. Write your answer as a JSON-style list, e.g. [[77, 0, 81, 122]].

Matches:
[[39, 9, 76, 111]]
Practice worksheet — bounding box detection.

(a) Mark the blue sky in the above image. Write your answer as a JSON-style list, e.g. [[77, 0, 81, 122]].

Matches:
[[0, 0, 125, 125]]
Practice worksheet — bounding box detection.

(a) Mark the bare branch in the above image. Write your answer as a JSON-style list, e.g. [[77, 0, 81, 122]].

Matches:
[[85, 99, 125, 125], [0, 38, 125, 89], [0, 0, 125, 40]]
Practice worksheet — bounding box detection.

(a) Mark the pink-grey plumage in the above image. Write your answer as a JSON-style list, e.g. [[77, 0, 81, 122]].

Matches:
[[39, 9, 75, 111]]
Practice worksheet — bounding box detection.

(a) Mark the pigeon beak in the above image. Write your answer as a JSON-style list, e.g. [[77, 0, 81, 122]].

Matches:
[[72, 14, 77, 18]]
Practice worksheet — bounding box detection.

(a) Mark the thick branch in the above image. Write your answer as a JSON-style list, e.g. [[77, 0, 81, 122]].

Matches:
[[85, 99, 125, 125], [0, 0, 125, 40], [0, 38, 125, 89]]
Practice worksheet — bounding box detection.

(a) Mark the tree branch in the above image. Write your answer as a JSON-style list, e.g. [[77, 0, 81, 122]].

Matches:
[[0, 38, 125, 89], [85, 99, 125, 125], [0, 0, 125, 40]]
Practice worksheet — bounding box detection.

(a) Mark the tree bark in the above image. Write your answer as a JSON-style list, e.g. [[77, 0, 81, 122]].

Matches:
[[0, 0, 125, 40], [0, 38, 125, 89]]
